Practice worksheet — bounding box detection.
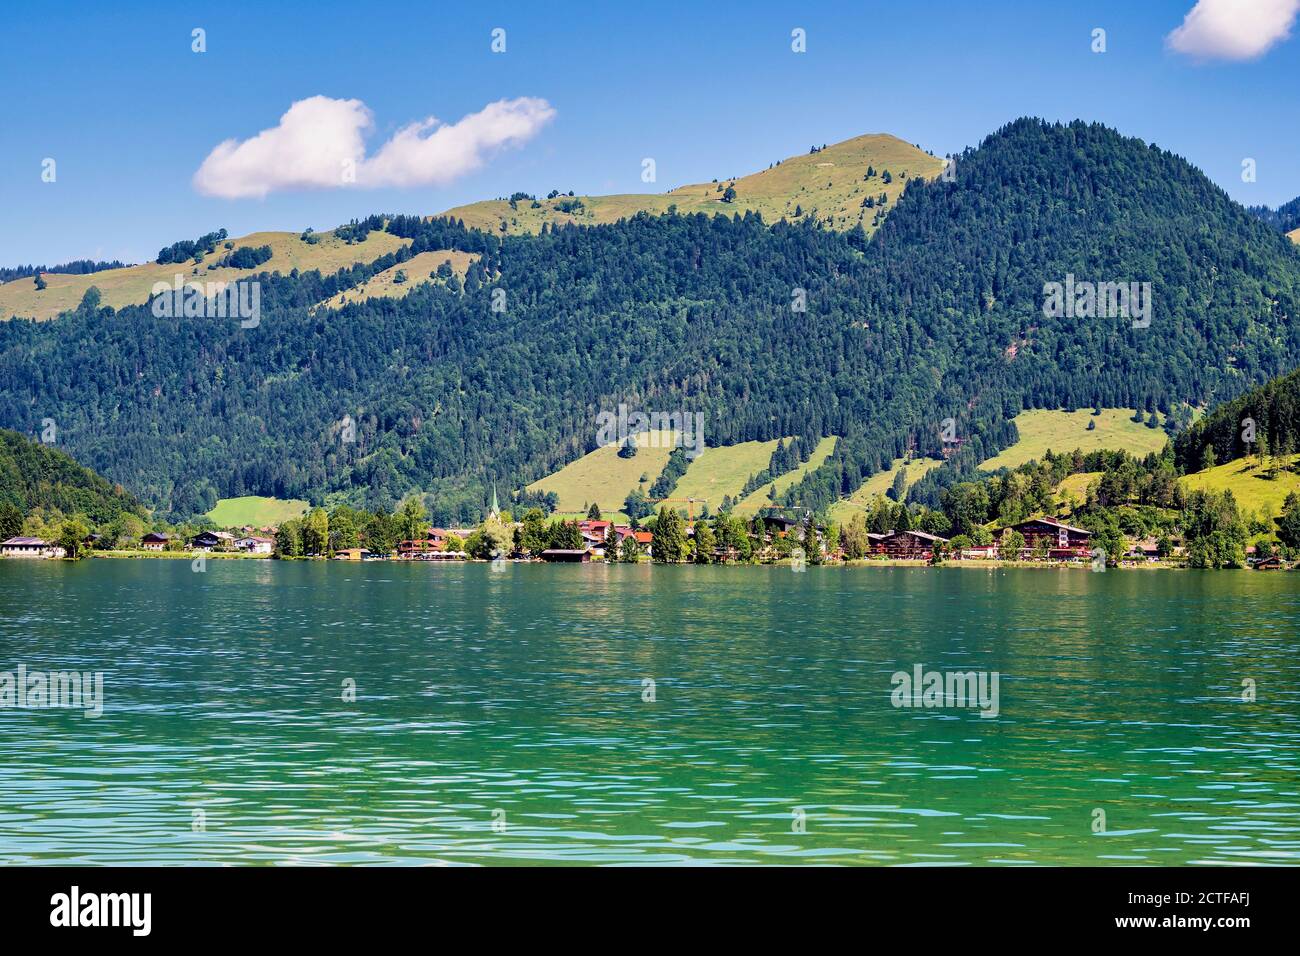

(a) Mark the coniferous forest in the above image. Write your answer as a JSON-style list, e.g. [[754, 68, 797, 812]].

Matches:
[[2, 119, 1300, 522]]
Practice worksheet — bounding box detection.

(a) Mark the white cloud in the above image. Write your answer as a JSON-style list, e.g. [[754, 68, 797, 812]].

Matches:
[[193, 96, 555, 199], [1167, 0, 1300, 60]]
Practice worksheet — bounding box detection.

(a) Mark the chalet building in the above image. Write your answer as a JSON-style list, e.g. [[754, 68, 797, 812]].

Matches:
[[1003, 517, 1091, 558], [334, 548, 371, 561], [1, 536, 65, 559], [236, 536, 274, 554], [398, 539, 444, 557], [1252, 555, 1286, 571], [759, 511, 805, 537], [395, 528, 456, 557], [612, 527, 654, 556], [878, 529, 948, 559], [140, 532, 170, 551], [1125, 538, 1161, 562], [191, 530, 236, 551], [865, 532, 889, 554], [578, 519, 612, 540], [540, 549, 591, 562]]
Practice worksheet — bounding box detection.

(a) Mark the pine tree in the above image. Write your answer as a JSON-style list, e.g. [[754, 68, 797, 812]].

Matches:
[[653, 506, 686, 562], [693, 522, 715, 563], [803, 521, 823, 564]]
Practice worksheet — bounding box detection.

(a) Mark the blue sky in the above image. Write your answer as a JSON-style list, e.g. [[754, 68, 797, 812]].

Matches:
[[2, 0, 1298, 265]]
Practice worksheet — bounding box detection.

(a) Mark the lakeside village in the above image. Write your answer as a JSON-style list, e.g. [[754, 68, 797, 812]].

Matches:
[[3, 486, 1297, 570]]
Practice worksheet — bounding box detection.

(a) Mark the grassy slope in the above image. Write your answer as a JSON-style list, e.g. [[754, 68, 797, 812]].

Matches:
[[1290, 228, 1300, 244], [318, 249, 479, 310], [527, 431, 679, 514], [1055, 471, 1102, 512], [980, 409, 1169, 471], [733, 436, 838, 515], [0, 229, 409, 321], [828, 456, 942, 523], [205, 495, 308, 527], [437, 133, 944, 237], [1181, 453, 1300, 516], [670, 438, 786, 505]]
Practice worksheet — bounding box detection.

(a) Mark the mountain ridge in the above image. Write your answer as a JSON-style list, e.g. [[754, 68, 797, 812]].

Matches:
[[0, 132, 940, 322], [435, 132, 944, 236], [3, 117, 1300, 523]]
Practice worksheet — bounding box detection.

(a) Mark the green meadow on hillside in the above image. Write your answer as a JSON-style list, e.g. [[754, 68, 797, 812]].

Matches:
[[317, 249, 478, 310], [0, 229, 409, 321], [828, 456, 942, 523], [733, 437, 838, 515], [1181, 453, 1300, 516], [1055, 471, 1103, 512], [670, 438, 787, 506], [980, 409, 1169, 471], [527, 431, 679, 515], [438, 133, 944, 237], [206, 496, 309, 527]]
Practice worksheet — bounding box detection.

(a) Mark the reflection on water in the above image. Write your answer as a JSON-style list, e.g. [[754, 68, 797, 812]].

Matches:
[[1, 560, 1298, 865]]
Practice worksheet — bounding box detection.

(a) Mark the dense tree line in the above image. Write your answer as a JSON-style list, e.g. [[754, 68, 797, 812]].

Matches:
[[1248, 195, 1300, 234], [0, 259, 128, 282], [1173, 366, 1300, 471], [0, 429, 145, 526], [157, 229, 228, 264]]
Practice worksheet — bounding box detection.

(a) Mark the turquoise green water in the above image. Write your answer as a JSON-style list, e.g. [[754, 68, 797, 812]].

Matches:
[[1, 560, 1298, 866]]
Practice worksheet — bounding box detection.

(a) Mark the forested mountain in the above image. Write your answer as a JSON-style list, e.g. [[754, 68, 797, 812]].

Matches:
[[1249, 195, 1300, 235], [1173, 367, 1300, 471], [0, 429, 146, 525], [2, 118, 1299, 522]]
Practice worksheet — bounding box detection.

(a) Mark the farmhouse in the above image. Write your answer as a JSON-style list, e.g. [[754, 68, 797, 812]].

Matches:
[[580, 530, 607, 556], [759, 510, 806, 537], [1125, 538, 1161, 562], [191, 530, 236, 551], [140, 532, 170, 551], [610, 526, 654, 556], [1, 536, 65, 559], [236, 535, 274, 554], [577, 519, 612, 539]]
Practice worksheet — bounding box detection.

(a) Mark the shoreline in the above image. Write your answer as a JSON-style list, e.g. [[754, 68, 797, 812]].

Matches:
[[0, 551, 1272, 571]]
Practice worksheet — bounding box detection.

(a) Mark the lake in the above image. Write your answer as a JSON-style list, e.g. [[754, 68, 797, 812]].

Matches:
[[1, 560, 1298, 865]]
